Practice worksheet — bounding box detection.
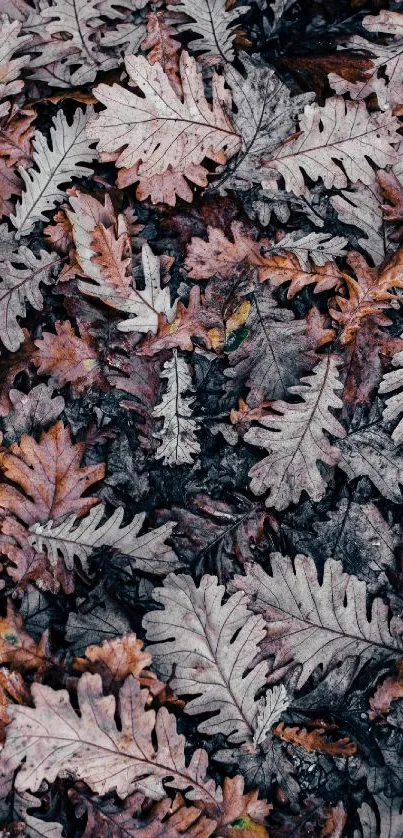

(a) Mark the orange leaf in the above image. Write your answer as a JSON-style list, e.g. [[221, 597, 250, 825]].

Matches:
[[330, 248, 403, 344], [274, 722, 356, 757], [74, 633, 154, 692], [261, 251, 342, 299]]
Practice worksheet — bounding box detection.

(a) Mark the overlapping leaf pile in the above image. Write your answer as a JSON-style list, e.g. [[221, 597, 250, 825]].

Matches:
[[0, 0, 402, 834]]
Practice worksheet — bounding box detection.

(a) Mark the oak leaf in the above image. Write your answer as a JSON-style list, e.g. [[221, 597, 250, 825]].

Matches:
[[1, 672, 222, 804], [11, 109, 96, 238], [0, 421, 105, 527], [34, 320, 102, 393], [153, 351, 200, 466], [0, 106, 34, 167], [336, 425, 403, 504], [145, 573, 289, 745], [330, 181, 389, 266], [0, 247, 59, 352], [222, 55, 313, 190], [267, 97, 400, 196], [168, 0, 247, 64], [0, 600, 49, 673], [142, 11, 182, 97], [2, 516, 77, 594], [87, 51, 240, 194], [0, 15, 30, 100], [140, 286, 224, 355], [225, 285, 312, 406], [232, 554, 401, 688], [73, 633, 153, 692], [369, 662, 403, 719], [329, 249, 403, 345], [244, 356, 345, 510], [329, 11, 403, 110], [2, 384, 64, 445], [273, 723, 356, 757], [29, 503, 181, 576]]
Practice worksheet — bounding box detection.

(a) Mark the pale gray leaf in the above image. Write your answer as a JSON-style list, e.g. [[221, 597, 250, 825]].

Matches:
[[232, 554, 401, 688]]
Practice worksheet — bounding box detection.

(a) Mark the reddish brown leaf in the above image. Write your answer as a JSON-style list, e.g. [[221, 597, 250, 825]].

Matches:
[[320, 802, 347, 838], [0, 421, 105, 527], [142, 11, 182, 98], [139, 286, 224, 355], [34, 320, 102, 393], [1, 517, 75, 594], [90, 217, 132, 298], [369, 661, 403, 719], [44, 208, 74, 254], [0, 106, 34, 168], [330, 248, 403, 344]]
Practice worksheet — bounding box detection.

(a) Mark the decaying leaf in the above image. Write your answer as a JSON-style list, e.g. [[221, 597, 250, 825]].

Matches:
[[34, 320, 101, 393], [11, 109, 96, 238], [2, 672, 222, 804], [153, 350, 200, 465], [232, 554, 401, 688], [244, 356, 345, 510], [144, 573, 288, 743], [87, 51, 240, 202], [267, 97, 400, 196], [29, 503, 181, 575], [273, 723, 356, 757], [0, 247, 59, 352], [0, 420, 105, 526]]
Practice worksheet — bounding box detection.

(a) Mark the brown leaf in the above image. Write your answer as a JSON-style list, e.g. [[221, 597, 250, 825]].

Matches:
[[0, 668, 31, 742], [341, 321, 403, 409], [0, 106, 35, 167], [273, 723, 356, 757], [142, 11, 182, 98], [184, 223, 264, 279], [214, 776, 271, 837], [330, 248, 403, 344], [44, 208, 74, 254], [378, 170, 403, 239], [139, 286, 224, 355], [90, 217, 132, 299], [0, 600, 50, 672], [70, 787, 217, 837], [34, 320, 102, 393], [0, 159, 21, 216], [0, 421, 105, 526], [369, 661, 403, 719], [73, 633, 153, 692], [1, 517, 75, 594], [261, 252, 342, 299], [229, 399, 271, 435], [321, 802, 347, 838], [107, 350, 161, 452]]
